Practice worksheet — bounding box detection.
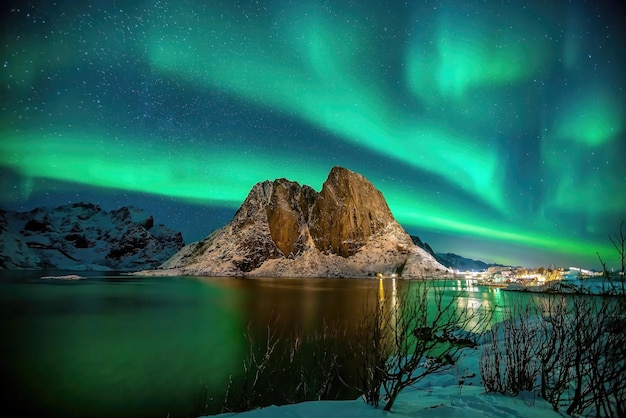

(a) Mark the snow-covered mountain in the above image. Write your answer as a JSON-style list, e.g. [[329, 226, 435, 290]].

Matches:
[[0, 202, 184, 271], [152, 167, 450, 278], [410, 236, 501, 271]]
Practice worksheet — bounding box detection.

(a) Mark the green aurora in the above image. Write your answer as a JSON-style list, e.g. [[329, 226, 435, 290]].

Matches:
[[1, 0, 624, 268]]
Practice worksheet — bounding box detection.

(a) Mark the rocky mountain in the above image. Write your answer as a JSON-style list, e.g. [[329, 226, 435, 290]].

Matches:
[[154, 166, 450, 278], [410, 235, 500, 271], [0, 202, 184, 271], [436, 253, 491, 271], [410, 235, 443, 264]]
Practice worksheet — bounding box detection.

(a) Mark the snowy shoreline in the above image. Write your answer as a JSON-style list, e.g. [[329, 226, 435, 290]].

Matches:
[[204, 344, 563, 418], [202, 278, 624, 418]]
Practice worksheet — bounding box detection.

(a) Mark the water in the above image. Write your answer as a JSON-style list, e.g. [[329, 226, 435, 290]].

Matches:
[[0, 271, 528, 417]]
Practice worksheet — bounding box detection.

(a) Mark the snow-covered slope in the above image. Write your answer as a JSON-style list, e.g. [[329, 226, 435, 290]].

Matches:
[[410, 236, 503, 271], [207, 343, 561, 418], [209, 386, 560, 418], [0, 202, 184, 271]]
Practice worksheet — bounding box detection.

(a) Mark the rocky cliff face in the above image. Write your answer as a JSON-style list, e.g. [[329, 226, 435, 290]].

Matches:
[[157, 167, 449, 278], [0, 202, 184, 271], [310, 167, 395, 257]]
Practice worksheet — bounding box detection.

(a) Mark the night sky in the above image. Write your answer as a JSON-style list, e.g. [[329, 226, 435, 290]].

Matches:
[[1, 0, 625, 269]]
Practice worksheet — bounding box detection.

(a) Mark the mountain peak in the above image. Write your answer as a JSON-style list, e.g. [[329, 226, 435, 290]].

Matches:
[[310, 166, 394, 257], [158, 167, 448, 278]]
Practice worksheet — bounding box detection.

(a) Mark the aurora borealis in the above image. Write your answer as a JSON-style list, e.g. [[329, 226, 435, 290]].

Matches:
[[1, 0, 624, 269]]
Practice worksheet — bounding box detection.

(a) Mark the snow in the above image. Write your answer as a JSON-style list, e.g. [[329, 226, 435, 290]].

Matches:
[[0, 203, 183, 270], [252, 387, 555, 418], [207, 384, 560, 417], [40, 274, 85, 280], [203, 344, 562, 418]]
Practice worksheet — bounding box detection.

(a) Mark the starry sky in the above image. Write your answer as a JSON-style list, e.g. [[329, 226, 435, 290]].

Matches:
[[1, 0, 625, 270]]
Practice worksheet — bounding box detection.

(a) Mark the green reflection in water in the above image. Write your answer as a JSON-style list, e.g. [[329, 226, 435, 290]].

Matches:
[[2, 276, 244, 417]]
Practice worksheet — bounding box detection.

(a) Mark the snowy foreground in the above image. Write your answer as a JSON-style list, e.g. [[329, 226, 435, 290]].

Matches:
[[204, 345, 562, 418], [207, 388, 560, 418], [203, 279, 623, 418]]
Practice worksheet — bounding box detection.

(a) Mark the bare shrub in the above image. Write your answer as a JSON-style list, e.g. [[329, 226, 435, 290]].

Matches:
[[217, 319, 349, 414], [479, 299, 542, 395], [597, 220, 626, 295], [480, 292, 626, 417], [562, 295, 626, 416], [536, 294, 573, 409], [353, 291, 391, 408], [355, 279, 491, 411]]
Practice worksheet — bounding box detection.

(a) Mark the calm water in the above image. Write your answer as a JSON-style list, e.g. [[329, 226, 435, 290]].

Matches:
[[0, 271, 528, 417]]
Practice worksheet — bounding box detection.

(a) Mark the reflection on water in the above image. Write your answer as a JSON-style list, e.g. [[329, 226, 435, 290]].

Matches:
[[0, 271, 542, 417]]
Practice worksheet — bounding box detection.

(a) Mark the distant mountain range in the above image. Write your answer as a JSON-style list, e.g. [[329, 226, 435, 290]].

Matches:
[[0, 202, 184, 271], [410, 235, 502, 271]]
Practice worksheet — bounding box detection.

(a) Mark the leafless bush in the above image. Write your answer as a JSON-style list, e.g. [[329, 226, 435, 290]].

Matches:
[[355, 280, 491, 411], [479, 300, 542, 396], [353, 292, 390, 407], [220, 322, 282, 412], [561, 296, 626, 416], [536, 294, 573, 409], [480, 293, 626, 417], [217, 319, 349, 414], [597, 220, 626, 295]]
